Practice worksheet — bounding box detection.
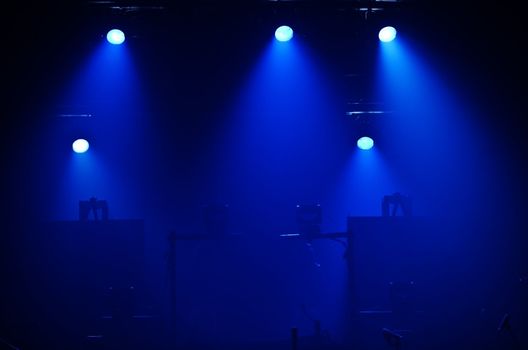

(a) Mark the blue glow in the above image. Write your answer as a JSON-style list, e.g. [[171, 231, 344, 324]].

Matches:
[[106, 29, 125, 45], [379, 26, 397, 42], [53, 29, 152, 221], [376, 33, 501, 219], [275, 25, 294, 42], [212, 30, 346, 235], [325, 147, 404, 219], [357, 136, 374, 150], [72, 139, 89, 153]]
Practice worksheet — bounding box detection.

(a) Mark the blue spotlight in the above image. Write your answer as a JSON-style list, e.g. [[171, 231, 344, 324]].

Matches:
[[106, 29, 125, 45], [275, 25, 294, 42], [357, 136, 374, 150], [72, 139, 90, 153], [379, 26, 397, 42]]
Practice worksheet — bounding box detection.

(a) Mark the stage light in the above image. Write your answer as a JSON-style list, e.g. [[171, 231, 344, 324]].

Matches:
[[379, 26, 397, 42], [106, 29, 125, 45], [357, 136, 374, 150], [72, 139, 89, 153], [275, 25, 293, 42]]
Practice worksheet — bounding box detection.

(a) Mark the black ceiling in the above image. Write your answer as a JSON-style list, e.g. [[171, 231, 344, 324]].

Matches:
[[4, 0, 526, 132]]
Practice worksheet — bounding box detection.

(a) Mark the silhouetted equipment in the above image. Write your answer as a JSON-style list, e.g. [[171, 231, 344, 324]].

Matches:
[[382, 328, 403, 348], [280, 216, 431, 348], [382, 192, 412, 217], [33, 220, 145, 347], [347, 216, 430, 347], [79, 196, 109, 221], [203, 203, 229, 236], [296, 203, 322, 236]]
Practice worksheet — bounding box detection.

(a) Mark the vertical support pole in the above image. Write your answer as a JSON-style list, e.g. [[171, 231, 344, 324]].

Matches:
[[291, 327, 298, 350]]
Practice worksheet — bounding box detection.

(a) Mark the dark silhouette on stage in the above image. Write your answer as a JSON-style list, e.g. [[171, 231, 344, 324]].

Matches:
[[382, 193, 412, 217], [79, 197, 109, 221]]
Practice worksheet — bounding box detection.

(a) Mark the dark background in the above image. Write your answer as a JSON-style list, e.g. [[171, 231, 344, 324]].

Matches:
[[1, 1, 527, 349]]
